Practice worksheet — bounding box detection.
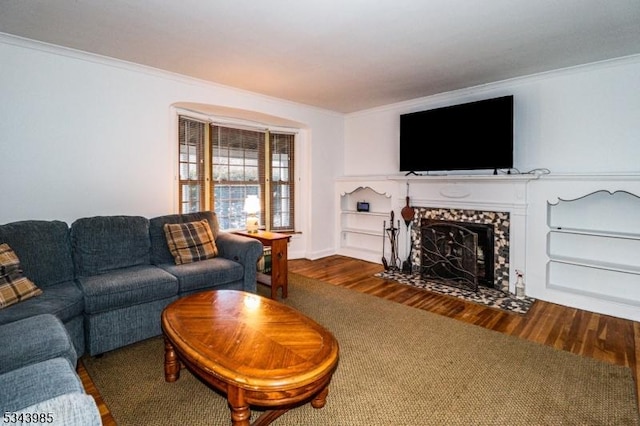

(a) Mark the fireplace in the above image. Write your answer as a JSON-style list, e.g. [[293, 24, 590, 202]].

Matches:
[[410, 207, 510, 293], [420, 219, 495, 292]]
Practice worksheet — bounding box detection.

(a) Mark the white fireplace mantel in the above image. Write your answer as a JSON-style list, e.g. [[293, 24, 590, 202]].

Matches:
[[337, 174, 540, 294], [387, 174, 540, 294], [387, 173, 539, 214]]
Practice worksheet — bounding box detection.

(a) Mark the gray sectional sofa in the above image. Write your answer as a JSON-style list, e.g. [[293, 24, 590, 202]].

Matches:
[[0, 211, 264, 422]]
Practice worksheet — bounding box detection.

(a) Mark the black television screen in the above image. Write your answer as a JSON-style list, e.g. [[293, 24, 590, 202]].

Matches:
[[399, 95, 513, 173]]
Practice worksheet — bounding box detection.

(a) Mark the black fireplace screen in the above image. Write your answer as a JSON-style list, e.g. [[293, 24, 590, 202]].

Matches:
[[420, 219, 495, 292]]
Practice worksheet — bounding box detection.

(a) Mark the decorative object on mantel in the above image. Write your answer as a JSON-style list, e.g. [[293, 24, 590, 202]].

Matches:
[[375, 269, 535, 314], [382, 211, 401, 271]]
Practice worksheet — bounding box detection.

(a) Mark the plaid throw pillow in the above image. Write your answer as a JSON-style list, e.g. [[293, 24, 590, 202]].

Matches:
[[0, 243, 43, 309], [163, 220, 218, 265]]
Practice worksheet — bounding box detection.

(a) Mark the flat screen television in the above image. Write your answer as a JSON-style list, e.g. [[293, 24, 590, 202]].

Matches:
[[399, 95, 513, 174]]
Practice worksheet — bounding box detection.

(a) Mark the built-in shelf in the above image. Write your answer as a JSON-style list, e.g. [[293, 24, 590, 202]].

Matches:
[[547, 281, 640, 307], [549, 227, 640, 241], [549, 255, 640, 274], [336, 182, 393, 264], [341, 227, 383, 237], [546, 190, 640, 309], [341, 210, 388, 218]]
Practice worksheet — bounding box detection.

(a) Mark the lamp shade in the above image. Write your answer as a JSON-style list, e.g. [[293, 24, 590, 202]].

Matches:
[[244, 195, 260, 214], [244, 195, 260, 233]]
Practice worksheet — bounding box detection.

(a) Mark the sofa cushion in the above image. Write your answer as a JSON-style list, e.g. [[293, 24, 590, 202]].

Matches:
[[0, 281, 84, 326], [149, 211, 220, 265], [77, 265, 178, 314], [16, 393, 101, 426], [0, 357, 85, 412], [0, 314, 77, 375], [158, 256, 244, 294], [163, 220, 218, 265], [71, 216, 150, 276], [0, 220, 74, 288], [0, 243, 43, 309]]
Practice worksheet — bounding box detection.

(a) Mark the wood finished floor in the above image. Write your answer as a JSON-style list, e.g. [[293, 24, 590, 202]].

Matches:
[[80, 255, 639, 425]]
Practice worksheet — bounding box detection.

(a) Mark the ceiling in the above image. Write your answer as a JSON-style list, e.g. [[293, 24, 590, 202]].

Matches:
[[1, 1, 639, 113]]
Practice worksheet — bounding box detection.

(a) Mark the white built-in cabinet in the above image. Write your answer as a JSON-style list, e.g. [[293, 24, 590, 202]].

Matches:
[[526, 174, 640, 321], [336, 177, 394, 264], [546, 190, 640, 306]]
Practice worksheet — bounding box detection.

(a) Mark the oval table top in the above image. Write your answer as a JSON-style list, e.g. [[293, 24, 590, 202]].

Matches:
[[161, 290, 340, 392]]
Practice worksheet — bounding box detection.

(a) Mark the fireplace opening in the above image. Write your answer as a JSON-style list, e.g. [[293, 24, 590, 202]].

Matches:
[[420, 219, 495, 292]]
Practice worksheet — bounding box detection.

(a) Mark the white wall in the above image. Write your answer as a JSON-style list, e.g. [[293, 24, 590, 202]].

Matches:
[[0, 34, 345, 260], [344, 55, 640, 176]]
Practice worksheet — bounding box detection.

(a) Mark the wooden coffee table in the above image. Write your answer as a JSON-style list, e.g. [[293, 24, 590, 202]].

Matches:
[[161, 290, 340, 426]]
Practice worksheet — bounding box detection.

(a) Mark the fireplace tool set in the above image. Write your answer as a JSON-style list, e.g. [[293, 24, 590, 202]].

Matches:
[[382, 183, 416, 272], [382, 211, 401, 271]]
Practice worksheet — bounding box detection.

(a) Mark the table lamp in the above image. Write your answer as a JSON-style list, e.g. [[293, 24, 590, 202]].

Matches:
[[244, 195, 260, 233]]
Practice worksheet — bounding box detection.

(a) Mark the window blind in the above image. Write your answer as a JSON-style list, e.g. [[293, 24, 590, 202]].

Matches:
[[178, 116, 206, 213]]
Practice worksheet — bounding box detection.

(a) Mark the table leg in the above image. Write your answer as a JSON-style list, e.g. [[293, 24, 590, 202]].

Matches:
[[227, 386, 251, 426], [311, 386, 329, 409], [163, 337, 180, 382], [271, 240, 288, 299]]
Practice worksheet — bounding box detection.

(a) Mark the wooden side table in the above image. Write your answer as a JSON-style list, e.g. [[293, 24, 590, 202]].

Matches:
[[233, 230, 291, 299]]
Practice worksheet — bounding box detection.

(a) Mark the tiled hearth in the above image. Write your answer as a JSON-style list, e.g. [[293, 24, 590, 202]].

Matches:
[[375, 269, 535, 314]]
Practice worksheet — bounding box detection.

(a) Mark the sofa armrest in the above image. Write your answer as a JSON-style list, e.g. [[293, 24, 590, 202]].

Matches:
[[215, 232, 264, 293], [0, 314, 77, 375], [14, 393, 101, 426]]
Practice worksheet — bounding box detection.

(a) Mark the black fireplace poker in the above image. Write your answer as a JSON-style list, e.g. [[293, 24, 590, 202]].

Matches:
[[382, 211, 401, 271]]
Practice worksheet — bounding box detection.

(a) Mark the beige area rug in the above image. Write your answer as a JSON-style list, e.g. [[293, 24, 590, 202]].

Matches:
[[83, 273, 639, 425]]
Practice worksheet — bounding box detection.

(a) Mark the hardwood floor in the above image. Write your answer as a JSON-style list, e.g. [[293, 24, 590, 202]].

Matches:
[[81, 255, 639, 424], [77, 363, 116, 426]]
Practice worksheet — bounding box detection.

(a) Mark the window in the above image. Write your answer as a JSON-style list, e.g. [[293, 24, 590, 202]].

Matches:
[[211, 126, 264, 230], [177, 116, 295, 232], [178, 118, 206, 214], [269, 132, 295, 229]]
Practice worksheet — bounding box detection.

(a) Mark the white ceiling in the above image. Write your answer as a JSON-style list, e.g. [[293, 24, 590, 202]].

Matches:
[[1, 0, 639, 113]]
